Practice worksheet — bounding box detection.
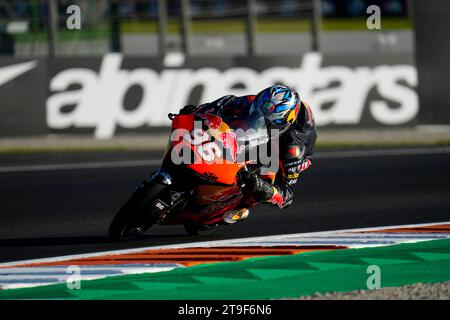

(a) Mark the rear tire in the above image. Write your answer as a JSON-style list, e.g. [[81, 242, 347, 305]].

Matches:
[[109, 181, 167, 242]]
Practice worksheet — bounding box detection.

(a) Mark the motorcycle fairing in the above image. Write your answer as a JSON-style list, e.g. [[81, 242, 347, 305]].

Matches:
[[169, 113, 245, 185]]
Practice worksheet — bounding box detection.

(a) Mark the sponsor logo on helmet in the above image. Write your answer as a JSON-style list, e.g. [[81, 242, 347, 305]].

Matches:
[[286, 106, 299, 124]]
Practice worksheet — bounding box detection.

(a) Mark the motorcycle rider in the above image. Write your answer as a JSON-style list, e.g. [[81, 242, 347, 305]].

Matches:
[[179, 85, 317, 224]]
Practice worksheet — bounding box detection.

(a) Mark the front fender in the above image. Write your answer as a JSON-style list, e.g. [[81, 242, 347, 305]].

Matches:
[[153, 170, 173, 185]]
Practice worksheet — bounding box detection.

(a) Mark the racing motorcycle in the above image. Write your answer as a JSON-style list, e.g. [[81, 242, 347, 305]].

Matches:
[[108, 103, 272, 241]]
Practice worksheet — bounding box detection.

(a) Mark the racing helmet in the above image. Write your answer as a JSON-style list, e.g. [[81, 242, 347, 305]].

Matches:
[[250, 85, 301, 133]]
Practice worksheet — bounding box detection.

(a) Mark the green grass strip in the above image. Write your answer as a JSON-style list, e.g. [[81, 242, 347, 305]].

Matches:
[[1, 238, 449, 300], [11, 17, 412, 43], [121, 18, 412, 34]]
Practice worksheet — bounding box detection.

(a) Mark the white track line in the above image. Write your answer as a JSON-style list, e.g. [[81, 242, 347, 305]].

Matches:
[[0, 159, 161, 173], [313, 147, 450, 159], [1, 147, 450, 173], [1, 221, 448, 268], [0, 266, 180, 290]]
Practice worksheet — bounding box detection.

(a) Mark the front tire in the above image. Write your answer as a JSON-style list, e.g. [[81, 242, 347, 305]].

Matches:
[[109, 181, 167, 242]]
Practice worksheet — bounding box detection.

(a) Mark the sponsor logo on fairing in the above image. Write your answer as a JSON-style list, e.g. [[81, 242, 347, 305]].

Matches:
[[203, 188, 241, 201], [220, 131, 241, 162], [200, 113, 222, 130]]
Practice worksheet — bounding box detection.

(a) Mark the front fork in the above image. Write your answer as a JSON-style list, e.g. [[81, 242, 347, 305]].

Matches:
[[145, 169, 192, 224]]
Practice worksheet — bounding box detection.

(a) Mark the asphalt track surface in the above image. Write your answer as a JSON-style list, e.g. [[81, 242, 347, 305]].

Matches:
[[1, 148, 450, 263]]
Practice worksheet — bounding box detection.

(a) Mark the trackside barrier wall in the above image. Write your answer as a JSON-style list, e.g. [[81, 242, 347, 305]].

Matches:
[[0, 53, 419, 139]]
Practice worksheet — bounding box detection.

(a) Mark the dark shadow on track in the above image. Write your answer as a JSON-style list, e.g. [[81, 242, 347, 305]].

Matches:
[[0, 234, 191, 248]]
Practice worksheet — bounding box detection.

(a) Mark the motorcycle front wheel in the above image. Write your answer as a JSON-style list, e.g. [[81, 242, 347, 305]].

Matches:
[[108, 180, 168, 242]]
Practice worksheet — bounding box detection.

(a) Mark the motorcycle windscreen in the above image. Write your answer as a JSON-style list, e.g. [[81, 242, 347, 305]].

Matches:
[[170, 107, 269, 185]]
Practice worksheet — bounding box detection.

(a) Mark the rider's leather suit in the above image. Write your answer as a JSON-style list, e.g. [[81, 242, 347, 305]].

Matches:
[[196, 94, 317, 209]]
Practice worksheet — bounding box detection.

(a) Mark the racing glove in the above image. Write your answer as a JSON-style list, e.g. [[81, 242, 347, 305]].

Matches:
[[244, 173, 274, 202]]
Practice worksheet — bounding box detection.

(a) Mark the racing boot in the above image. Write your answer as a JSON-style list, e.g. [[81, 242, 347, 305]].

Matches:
[[222, 208, 250, 224]]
